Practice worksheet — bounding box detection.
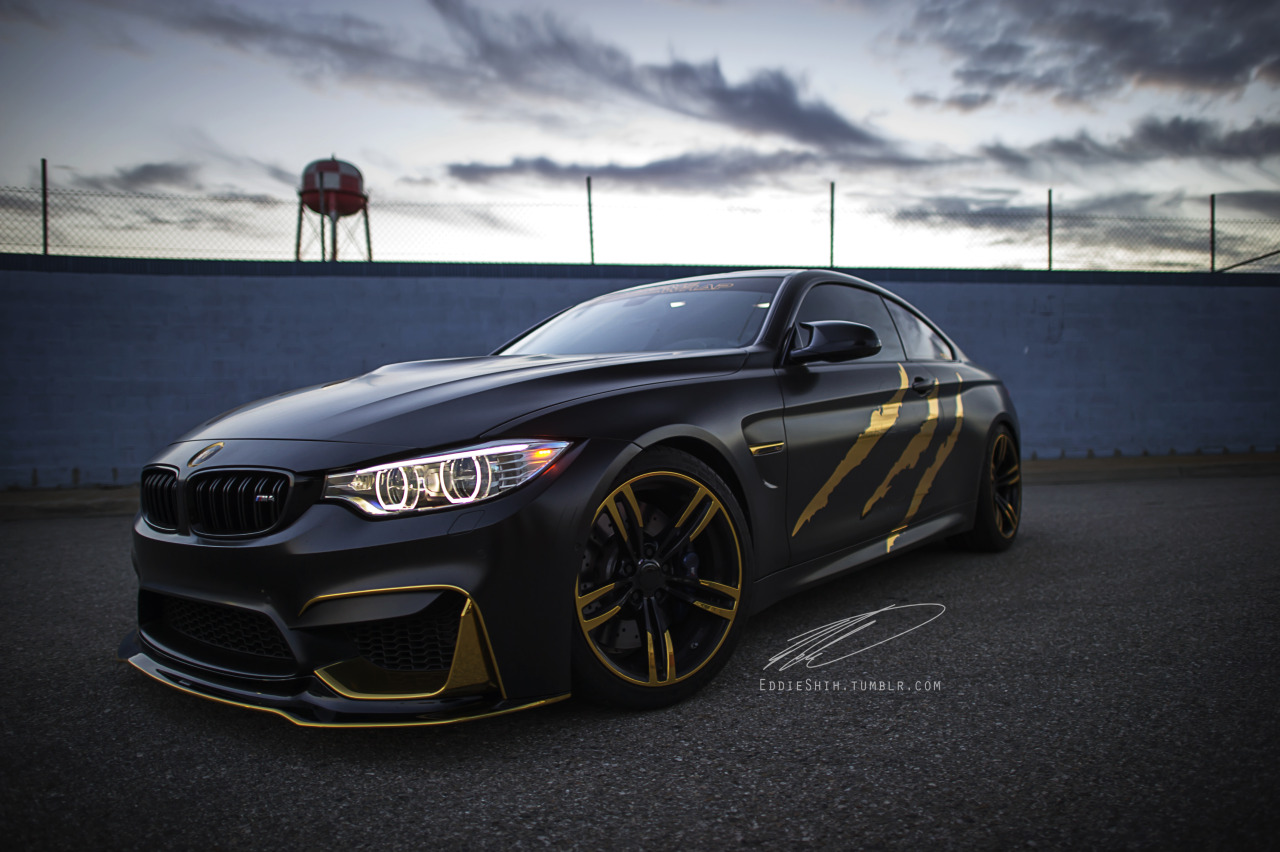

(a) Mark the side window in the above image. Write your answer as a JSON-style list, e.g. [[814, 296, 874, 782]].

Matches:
[[795, 284, 905, 362], [885, 300, 954, 361]]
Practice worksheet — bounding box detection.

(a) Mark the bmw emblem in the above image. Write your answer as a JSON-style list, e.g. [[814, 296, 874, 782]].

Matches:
[[188, 442, 225, 467]]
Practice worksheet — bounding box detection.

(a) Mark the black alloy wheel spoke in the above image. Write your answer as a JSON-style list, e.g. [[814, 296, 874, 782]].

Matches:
[[657, 486, 717, 564], [602, 486, 645, 566], [619, 484, 651, 559], [995, 493, 1019, 532]]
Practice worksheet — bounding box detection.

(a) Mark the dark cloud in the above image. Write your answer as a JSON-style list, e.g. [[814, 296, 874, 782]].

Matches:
[[885, 191, 1278, 273], [982, 117, 1280, 173], [1215, 191, 1280, 218], [910, 91, 995, 112], [0, 0, 53, 27], [887, 189, 1236, 270], [86, 0, 479, 95], [903, 0, 1280, 105], [448, 149, 824, 193], [70, 161, 204, 192], [1052, 191, 1188, 217], [1053, 217, 1211, 263], [447, 143, 938, 192], [428, 0, 884, 150], [92, 0, 884, 152], [1122, 117, 1280, 161], [891, 189, 1206, 224], [891, 192, 1042, 219]]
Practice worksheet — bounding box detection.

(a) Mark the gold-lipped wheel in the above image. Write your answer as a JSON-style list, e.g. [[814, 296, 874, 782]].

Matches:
[[956, 425, 1021, 552], [572, 449, 750, 707], [990, 431, 1021, 539]]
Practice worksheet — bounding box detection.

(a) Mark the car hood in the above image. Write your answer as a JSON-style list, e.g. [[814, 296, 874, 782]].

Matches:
[[178, 350, 747, 452]]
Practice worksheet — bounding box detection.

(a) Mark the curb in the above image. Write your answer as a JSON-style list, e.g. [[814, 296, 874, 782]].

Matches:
[[1023, 452, 1280, 484]]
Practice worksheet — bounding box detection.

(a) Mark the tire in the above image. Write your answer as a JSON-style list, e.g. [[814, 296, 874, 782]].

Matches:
[[956, 425, 1021, 552], [571, 448, 753, 709]]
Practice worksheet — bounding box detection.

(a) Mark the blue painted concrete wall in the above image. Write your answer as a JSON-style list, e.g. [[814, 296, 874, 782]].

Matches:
[[2, 256, 1277, 487]]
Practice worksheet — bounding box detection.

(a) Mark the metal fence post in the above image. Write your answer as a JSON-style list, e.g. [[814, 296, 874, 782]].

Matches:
[[1210, 194, 1216, 272], [1047, 188, 1053, 271], [41, 158, 49, 256], [829, 181, 835, 267], [364, 205, 373, 262], [587, 176, 595, 265], [294, 198, 303, 261]]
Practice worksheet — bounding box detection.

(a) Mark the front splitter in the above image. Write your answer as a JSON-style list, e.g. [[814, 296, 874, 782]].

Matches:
[[118, 631, 569, 728]]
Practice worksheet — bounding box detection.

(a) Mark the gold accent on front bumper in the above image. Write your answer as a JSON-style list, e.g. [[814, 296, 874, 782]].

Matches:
[[301, 584, 452, 615], [305, 586, 506, 701]]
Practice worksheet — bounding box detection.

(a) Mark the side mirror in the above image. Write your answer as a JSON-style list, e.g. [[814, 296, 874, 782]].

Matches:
[[789, 321, 882, 364]]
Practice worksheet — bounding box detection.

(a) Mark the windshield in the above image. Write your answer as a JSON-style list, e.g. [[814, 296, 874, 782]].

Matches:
[[498, 276, 782, 356]]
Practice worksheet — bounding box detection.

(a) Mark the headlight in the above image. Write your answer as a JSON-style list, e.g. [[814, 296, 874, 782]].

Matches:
[[323, 440, 570, 517]]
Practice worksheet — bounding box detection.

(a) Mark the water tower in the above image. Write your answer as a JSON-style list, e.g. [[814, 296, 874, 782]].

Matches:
[[295, 157, 371, 261]]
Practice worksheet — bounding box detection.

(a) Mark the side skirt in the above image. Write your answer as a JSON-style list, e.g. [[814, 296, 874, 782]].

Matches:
[[750, 506, 972, 615]]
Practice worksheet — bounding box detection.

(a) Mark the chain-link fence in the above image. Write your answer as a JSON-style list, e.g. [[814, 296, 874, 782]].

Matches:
[[2, 185, 1277, 272]]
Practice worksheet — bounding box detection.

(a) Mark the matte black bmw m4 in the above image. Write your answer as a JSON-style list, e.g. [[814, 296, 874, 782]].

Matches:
[[120, 269, 1021, 726]]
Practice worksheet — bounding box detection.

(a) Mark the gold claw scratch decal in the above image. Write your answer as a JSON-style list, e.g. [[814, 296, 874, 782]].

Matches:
[[792, 364, 910, 538], [888, 373, 965, 552], [862, 391, 940, 518]]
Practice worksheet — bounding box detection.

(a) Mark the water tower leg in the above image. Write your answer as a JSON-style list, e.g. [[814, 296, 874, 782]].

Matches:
[[331, 212, 338, 261]]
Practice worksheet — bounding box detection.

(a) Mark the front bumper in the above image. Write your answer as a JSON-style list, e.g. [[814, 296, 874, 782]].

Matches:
[[118, 630, 568, 727], [121, 438, 630, 726]]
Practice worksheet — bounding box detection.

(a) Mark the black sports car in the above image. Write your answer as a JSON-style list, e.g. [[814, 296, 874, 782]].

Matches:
[[120, 269, 1021, 727]]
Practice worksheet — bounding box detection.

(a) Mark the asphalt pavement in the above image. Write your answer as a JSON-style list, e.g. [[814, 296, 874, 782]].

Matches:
[[2, 472, 1277, 850]]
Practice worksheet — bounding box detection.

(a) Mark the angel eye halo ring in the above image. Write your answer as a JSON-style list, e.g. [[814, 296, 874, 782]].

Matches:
[[324, 440, 570, 517]]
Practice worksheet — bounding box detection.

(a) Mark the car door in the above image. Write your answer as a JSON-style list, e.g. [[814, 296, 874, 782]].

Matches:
[[882, 297, 971, 518], [779, 283, 944, 566]]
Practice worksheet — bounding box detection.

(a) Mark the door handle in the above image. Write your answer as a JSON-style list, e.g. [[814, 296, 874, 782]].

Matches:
[[911, 376, 936, 395]]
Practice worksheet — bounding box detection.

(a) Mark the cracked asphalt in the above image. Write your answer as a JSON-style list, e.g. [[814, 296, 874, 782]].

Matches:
[[2, 474, 1278, 850]]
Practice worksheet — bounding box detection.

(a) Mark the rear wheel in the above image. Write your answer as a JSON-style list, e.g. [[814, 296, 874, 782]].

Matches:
[[571, 448, 752, 709], [957, 426, 1021, 551]]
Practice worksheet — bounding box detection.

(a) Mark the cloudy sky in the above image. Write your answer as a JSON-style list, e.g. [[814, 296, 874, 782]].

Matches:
[[1, 0, 1277, 265]]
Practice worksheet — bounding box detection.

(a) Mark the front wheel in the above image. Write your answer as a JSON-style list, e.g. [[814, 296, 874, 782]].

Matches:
[[956, 426, 1021, 551], [571, 448, 752, 709]]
